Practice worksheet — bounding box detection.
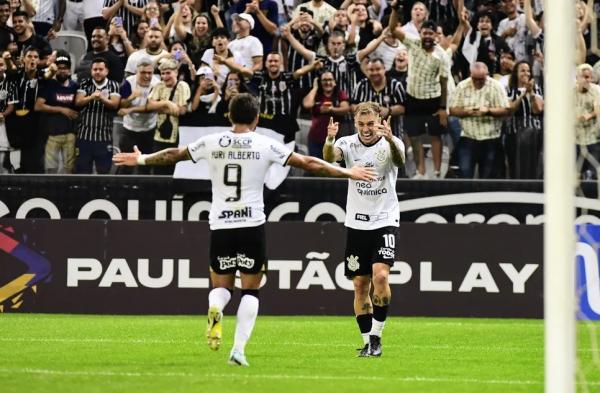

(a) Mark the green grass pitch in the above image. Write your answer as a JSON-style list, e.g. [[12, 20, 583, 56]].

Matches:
[[1, 314, 599, 393]]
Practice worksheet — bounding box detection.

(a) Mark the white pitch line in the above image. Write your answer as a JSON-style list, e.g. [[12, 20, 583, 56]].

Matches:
[[0, 367, 546, 386]]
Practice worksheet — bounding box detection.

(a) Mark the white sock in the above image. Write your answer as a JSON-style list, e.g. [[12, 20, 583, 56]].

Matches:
[[233, 294, 259, 354], [370, 319, 385, 337], [361, 333, 370, 345], [208, 287, 231, 313]]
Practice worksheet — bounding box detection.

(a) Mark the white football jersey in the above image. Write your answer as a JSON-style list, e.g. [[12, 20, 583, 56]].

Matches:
[[334, 134, 404, 230], [187, 130, 292, 230]]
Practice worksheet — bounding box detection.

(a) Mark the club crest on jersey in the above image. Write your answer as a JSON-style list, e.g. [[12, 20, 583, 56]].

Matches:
[[376, 149, 387, 162], [346, 255, 360, 271], [279, 81, 287, 92], [219, 135, 232, 147]]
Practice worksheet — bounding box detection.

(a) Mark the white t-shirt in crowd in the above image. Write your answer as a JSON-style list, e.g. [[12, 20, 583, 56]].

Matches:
[[125, 49, 169, 75], [201, 49, 244, 88], [227, 35, 263, 70], [122, 74, 160, 132]]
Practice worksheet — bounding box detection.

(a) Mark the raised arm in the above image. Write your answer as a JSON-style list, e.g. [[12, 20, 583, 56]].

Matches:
[[524, 0, 541, 37], [281, 24, 316, 62], [323, 117, 343, 163], [389, 0, 406, 42], [358, 28, 386, 62], [102, 0, 124, 21]]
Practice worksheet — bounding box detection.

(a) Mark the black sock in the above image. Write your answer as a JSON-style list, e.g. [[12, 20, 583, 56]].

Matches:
[[373, 305, 388, 323], [356, 314, 372, 334]]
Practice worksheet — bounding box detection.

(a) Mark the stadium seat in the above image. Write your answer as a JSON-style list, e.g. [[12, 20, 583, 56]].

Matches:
[[49, 31, 88, 74]]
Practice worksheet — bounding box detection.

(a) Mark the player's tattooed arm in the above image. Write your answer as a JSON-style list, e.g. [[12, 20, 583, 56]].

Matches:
[[144, 147, 191, 165], [388, 138, 405, 168], [112, 146, 191, 166], [287, 153, 377, 181]]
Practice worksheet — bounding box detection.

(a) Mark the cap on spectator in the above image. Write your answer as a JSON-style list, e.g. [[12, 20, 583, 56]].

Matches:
[[158, 59, 178, 71], [232, 13, 254, 30], [196, 65, 214, 77], [55, 50, 71, 68]]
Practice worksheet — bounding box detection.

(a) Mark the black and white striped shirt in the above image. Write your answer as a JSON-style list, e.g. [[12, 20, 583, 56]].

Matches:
[[505, 85, 543, 134], [77, 78, 121, 142], [351, 77, 406, 109], [103, 0, 147, 37], [252, 71, 296, 116], [287, 28, 320, 90], [351, 77, 406, 133], [0, 77, 16, 113], [315, 54, 360, 98]]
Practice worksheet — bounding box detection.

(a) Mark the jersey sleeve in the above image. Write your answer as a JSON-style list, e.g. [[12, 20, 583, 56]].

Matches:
[[265, 138, 293, 166], [187, 136, 210, 163], [333, 137, 348, 163]]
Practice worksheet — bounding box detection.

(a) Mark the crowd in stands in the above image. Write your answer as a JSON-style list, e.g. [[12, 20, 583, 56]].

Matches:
[[0, 0, 595, 179]]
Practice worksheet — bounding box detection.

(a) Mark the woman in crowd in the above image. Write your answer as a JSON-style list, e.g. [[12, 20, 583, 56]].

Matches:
[[188, 7, 224, 66], [212, 71, 250, 126], [108, 17, 136, 65], [130, 20, 149, 50], [347, 3, 382, 51], [302, 71, 350, 159], [165, 3, 195, 44], [505, 60, 544, 179]]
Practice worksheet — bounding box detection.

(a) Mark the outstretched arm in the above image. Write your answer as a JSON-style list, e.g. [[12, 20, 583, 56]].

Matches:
[[112, 145, 191, 166], [287, 152, 376, 180]]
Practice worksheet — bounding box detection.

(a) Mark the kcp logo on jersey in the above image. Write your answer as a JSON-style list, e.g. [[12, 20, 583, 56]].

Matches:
[[576, 225, 600, 320]]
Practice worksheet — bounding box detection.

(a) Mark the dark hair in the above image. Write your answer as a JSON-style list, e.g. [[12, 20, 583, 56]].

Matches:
[[421, 20, 438, 32], [0, 0, 10, 8], [328, 29, 346, 43], [148, 26, 163, 34], [508, 60, 531, 90], [12, 10, 29, 20], [23, 46, 39, 56], [211, 27, 229, 40], [316, 70, 340, 97], [223, 71, 249, 95], [91, 57, 110, 70], [367, 57, 385, 66], [169, 40, 187, 51], [228, 93, 259, 124]]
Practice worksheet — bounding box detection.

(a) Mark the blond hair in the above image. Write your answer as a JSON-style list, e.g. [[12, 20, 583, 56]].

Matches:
[[354, 101, 381, 117]]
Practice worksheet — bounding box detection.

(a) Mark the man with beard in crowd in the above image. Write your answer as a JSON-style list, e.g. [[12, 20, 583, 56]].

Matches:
[[75, 58, 121, 174], [77, 27, 125, 82], [390, 3, 449, 179], [251, 51, 322, 143], [125, 26, 168, 76]]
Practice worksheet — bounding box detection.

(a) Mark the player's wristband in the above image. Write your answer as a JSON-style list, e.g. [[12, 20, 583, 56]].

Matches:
[[137, 154, 147, 165]]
